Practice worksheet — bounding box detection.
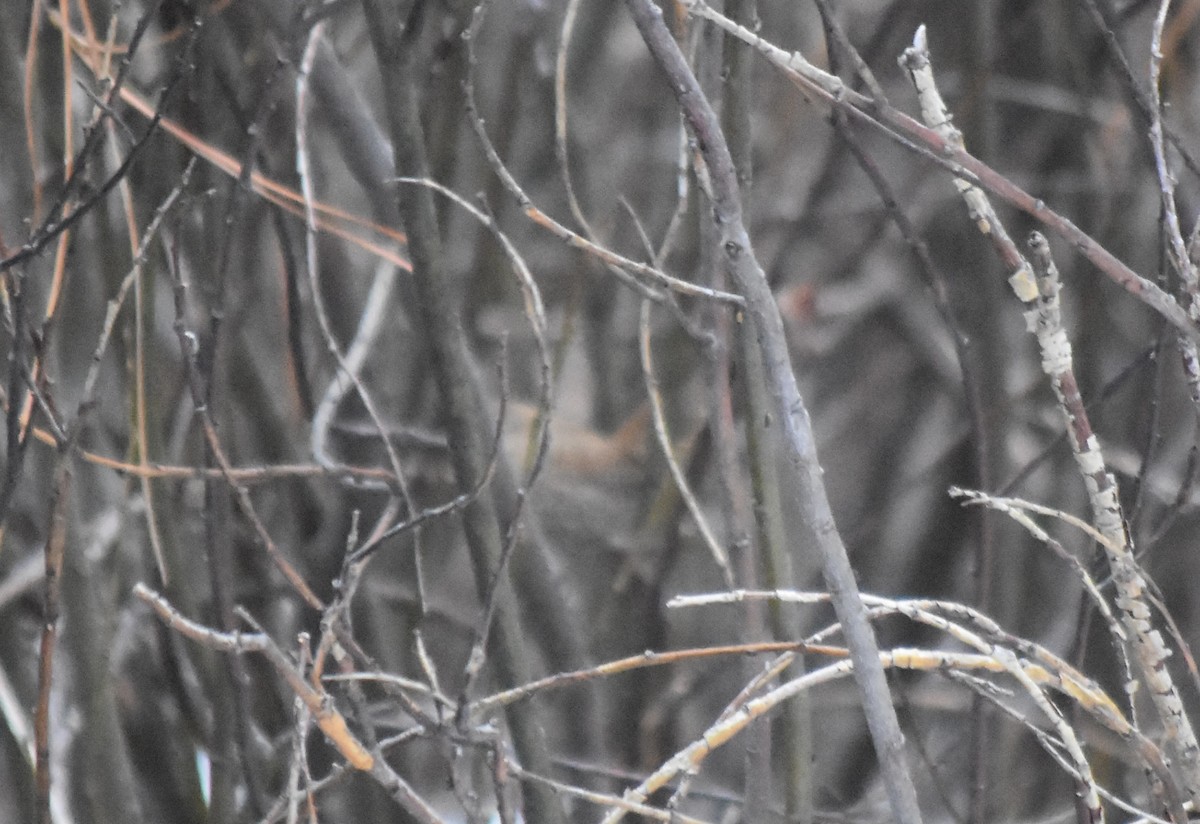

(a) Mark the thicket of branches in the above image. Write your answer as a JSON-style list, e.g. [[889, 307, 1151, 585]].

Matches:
[[4, 1, 1200, 823]]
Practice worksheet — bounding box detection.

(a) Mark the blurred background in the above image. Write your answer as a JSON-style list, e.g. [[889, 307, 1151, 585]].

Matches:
[[0, 0, 1199, 822]]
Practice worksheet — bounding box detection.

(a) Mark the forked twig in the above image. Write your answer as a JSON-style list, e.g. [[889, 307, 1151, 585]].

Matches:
[[900, 25, 1200, 805], [682, 2, 1200, 347]]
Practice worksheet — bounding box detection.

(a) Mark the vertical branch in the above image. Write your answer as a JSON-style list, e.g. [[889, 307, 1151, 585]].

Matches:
[[1079, 0, 1200, 181], [739, 306, 814, 824], [32, 6, 131, 816], [813, 8, 998, 817], [1146, 1, 1200, 484], [22, 2, 44, 225], [34, 447, 70, 824], [554, 0, 594, 236], [164, 229, 324, 611], [0, 270, 31, 533], [195, 41, 292, 815], [358, 3, 566, 822], [1027, 233, 1200, 802], [623, 4, 924, 824], [68, 2, 176, 588], [27, 129, 193, 824], [901, 24, 1200, 803], [715, 2, 800, 817], [45, 0, 74, 338]]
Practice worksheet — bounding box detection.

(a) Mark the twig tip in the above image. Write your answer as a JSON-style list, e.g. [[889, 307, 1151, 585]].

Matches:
[[913, 24, 927, 51]]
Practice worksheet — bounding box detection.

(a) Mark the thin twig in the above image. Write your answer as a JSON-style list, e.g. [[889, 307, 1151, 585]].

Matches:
[[620, 3, 925, 823], [165, 228, 324, 611], [683, 2, 1200, 346]]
